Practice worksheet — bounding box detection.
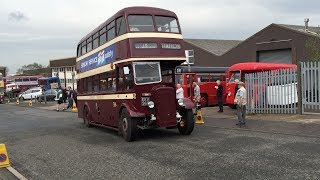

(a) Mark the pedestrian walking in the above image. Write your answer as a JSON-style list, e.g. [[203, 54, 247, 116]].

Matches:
[[176, 84, 184, 99], [61, 86, 67, 110], [67, 86, 73, 109], [215, 80, 223, 112], [55, 88, 63, 111], [73, 90, 78, 108], [234, 79, 239, 98], [234, 82, 247, 126]]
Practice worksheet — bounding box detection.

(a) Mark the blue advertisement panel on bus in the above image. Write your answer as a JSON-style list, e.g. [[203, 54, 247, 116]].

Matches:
[[80, 44, 116, 73]]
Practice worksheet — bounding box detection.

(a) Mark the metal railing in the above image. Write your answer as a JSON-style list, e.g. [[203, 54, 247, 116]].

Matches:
[[301, 62, 320, 114], [245, 68, 298, 114]]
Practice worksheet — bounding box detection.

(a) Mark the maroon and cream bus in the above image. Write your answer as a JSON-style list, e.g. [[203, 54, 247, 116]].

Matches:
[[76, 7, 195, 141]]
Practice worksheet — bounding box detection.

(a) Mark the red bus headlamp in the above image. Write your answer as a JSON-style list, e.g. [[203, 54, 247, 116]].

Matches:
[[178, 99, 184, 106], [147, 101, 155, 109]]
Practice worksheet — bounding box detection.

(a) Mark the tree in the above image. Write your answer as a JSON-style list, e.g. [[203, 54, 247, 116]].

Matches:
[[16, 62, 46, 75], [305, 36, 320, 61]]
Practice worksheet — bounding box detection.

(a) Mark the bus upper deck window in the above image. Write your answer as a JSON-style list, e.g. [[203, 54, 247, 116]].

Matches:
[[155, 16, 179, 33], [128, 15, 154, 32]]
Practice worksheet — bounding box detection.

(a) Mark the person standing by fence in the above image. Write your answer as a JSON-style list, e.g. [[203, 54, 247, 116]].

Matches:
[[176, 84, 184, 99], [234, 82, 247, 126], [193, 82, 201, 109], [215, 80, 223, 112]]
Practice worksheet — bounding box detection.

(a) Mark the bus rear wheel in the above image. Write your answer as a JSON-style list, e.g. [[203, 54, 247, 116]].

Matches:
[[200, 94, 208, 107], [178, 109, 195, 135], [83, 106, 91, 127], [119, 109, 137, 142]]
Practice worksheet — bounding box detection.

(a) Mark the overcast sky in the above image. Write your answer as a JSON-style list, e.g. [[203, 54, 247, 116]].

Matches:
[[1, 0, 320, 74]]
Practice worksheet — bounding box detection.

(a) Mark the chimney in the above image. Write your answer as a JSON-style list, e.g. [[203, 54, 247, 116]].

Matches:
[[304, 18, 309, 31]]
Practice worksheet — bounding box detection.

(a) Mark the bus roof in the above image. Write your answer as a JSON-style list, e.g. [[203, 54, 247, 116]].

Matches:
[[176, 66, 229, 74], [4, 75, 42, 79], [79, 6, 178, 44], [229, 62, 297, 72], [38, 77, 59, 80]]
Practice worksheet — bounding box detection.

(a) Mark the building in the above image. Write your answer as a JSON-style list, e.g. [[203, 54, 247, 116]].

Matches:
[[22, 68, 51, 77], [49, 57, 77, 89], [184, 21, 320, 67], [184, 39, 242, 67], [0, 66, 7, 76]]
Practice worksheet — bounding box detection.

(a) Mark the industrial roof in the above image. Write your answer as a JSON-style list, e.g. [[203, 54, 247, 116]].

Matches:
[[184, 39, 242, 56]]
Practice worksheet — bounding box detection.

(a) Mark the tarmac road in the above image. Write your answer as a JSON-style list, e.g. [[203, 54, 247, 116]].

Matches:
[[0, 105, 320, 180]]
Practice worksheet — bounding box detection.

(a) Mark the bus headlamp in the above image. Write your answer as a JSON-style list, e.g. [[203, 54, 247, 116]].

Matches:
[[147, 101, 155, 109], [178, 99, 184, 106]]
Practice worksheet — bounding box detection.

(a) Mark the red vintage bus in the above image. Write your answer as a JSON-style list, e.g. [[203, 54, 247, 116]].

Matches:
[[226, 62, 297, 107], [175, 66, 228, 106], [76, 7, 195, 141], [4, 75, 42, 93]]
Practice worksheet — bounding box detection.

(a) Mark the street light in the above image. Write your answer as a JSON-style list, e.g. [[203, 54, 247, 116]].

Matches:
[[71, 71, 75, 90]]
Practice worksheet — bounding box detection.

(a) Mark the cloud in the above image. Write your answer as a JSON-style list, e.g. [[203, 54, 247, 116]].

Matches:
[[8, 11, 28, 22]]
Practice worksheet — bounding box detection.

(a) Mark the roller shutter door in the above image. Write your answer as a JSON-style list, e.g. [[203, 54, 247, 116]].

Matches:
[[257, 49, 292, 64]]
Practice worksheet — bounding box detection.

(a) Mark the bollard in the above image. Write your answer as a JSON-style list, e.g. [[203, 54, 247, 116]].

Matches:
[[195, 102, 204, 124], [44, 95, 47, 104]]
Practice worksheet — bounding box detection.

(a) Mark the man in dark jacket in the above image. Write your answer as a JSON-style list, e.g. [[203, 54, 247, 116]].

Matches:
[[215, 80, 223, 112]]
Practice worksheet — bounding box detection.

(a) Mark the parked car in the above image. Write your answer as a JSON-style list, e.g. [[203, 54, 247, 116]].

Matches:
[[19, 87, 43, 100], [38, 89, 57, 102]]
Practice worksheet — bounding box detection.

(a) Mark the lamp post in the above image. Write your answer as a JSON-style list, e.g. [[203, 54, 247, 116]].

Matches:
[[71, 71, 75, 90], [64, 69, 67, 88]]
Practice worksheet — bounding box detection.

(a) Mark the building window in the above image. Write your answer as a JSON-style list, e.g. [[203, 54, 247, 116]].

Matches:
[[60, 68, 64, 72]]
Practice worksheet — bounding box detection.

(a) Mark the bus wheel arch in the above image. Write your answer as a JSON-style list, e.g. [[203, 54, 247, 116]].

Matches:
[[200, 93, 208, 107], [83, 104, 91, 127], [119, 108, 137, 142]]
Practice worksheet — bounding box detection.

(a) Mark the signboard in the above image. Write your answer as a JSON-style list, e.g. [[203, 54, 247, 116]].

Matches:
[[183, 49, 194, 65], [80, 44, 116, 73]]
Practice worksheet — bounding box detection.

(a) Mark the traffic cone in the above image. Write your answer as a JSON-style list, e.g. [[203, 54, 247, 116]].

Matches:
[[195, 109, 204, 124], [0, 144, 10, 168], [16, 98, 19, 105], [72, 101, 77, 111], [29, 99, 32, 106]]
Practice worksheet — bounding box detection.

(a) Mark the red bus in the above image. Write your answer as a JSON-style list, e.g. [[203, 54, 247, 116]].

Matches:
[[4, 75, 42, 93], [76, 7, 195, 141], [175, 66, 228, 106], [226, 62, 297, 106]]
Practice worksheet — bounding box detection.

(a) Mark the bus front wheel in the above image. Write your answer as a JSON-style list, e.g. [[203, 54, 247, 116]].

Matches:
[[119, 109, 137, 142], [178, 109, 195, 135]]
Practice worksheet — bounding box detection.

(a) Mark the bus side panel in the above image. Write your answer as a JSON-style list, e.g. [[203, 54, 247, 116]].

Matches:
[[226, 83, 236, 105], [77, 100, 85, 118], [99, 99, 119, 128]]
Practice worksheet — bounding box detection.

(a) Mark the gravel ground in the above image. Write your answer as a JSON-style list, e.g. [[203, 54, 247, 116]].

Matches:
[[0, 105, 319, 180]]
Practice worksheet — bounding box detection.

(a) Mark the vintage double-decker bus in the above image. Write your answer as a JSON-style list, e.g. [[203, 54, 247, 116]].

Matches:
[[175, 66, 228, 106], [4, 75, 42, 93], [0, 73, 4, 103], [76, 7, 195, 141]]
